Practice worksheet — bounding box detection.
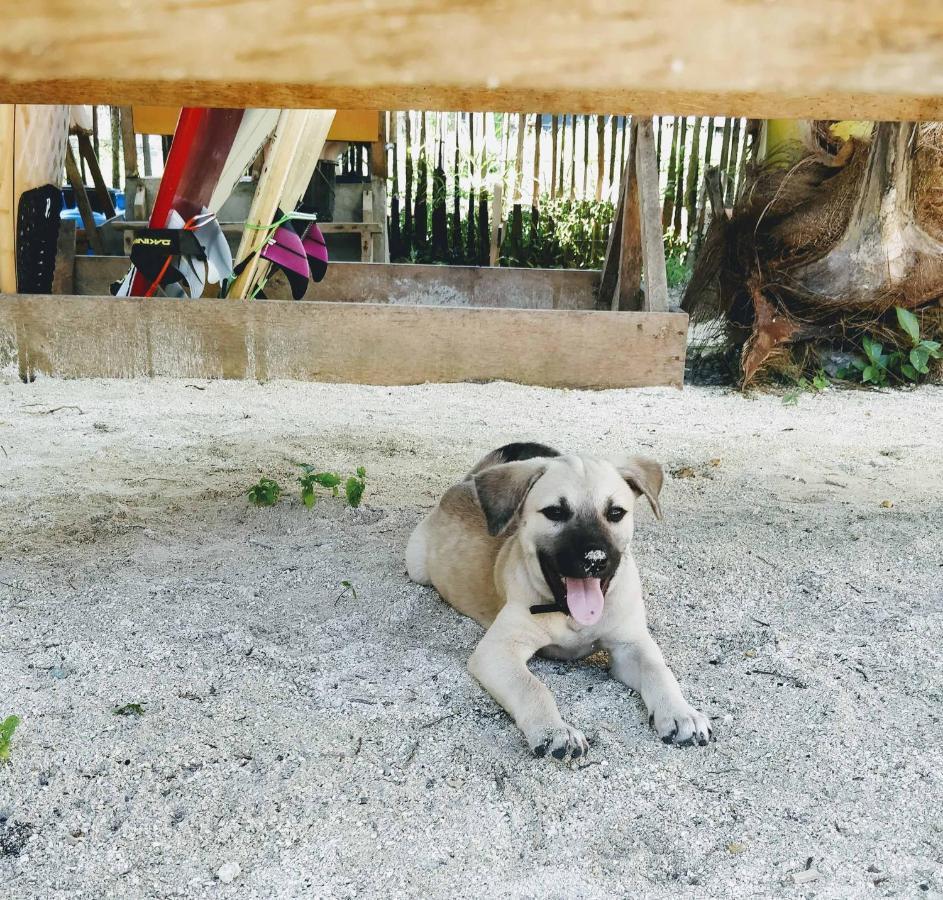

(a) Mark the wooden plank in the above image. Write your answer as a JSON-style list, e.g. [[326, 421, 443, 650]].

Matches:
[[634, 118, 669, 314], [73, 257, 602, 310], [119, 107, 138, 178], [0, 105, 14, 294], [599, 124, 643, 312], [616, 120, 643, 312], [0, 294, 687, 389], [4, 2, 943, 119]]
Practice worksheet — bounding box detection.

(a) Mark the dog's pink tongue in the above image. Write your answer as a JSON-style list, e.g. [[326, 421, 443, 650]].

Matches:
[[565, 577, 605, 625]]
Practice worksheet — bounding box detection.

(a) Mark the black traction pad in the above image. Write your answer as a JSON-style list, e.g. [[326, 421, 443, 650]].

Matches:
[[16, 185, 62, 293]]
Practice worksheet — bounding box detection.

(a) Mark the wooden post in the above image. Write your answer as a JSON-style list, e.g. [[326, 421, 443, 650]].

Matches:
[[550, 114, 559, 199], [51, 218, 76, 295], [597, 122, 641, 312], [531, 113, 541, 208], [595, 115, 605, 201], [119, 106, 137, 179], [0, 104, 14, 293], [64, 144, 105, 254], [635, 118, 669, 313], [489, 181, 502, 266], [513, 112, 526, 202], [141, 133, 152, 177], [369, 110, 389, 263]]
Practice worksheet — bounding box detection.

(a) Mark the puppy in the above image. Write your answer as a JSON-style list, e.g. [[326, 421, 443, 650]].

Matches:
[[406, 442, 711, 762]]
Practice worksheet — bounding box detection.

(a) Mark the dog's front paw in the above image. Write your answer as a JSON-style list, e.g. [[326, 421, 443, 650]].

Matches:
[[530, 724, 589, 763], [649, 702, 712, 747]]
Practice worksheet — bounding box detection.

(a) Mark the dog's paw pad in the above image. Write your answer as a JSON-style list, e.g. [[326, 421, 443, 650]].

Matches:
[[650, 703, 712, 748], [531, 724, 589, 764]]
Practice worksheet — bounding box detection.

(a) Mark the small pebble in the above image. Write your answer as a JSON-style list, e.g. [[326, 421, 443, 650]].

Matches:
[[217, 861, 240, 884]]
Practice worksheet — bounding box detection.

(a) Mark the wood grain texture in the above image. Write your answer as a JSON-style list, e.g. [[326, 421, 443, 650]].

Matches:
[[3, 2, 943, 118], [73, 257, 600, 310], [635, 119, 669, 313], [0, 294, 687, 389], [0, 106, 14, 293]]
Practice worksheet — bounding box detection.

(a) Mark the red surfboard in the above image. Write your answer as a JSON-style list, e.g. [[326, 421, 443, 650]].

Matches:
[[129, 107, 244, 296]]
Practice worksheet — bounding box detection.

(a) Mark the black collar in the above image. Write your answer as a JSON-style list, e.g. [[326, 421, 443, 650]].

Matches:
[[530, 599, 568, 616]]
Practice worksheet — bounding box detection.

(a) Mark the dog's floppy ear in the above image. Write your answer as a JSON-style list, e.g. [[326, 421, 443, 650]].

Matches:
[[613, 455, 664, 520], [473, 461, 546, 537]]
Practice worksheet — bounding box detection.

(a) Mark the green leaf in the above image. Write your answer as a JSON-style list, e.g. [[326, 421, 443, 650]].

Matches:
[[345, 475, 366, 508], [921, 339, 941, 352], [247, 477, 281, 506], [812, 373, 829, 391], [862, 365, 877, 383], [301, 484, 316, 507], [901, 363, 918, 381], [910, 346, 930, 374], [895, 306, 921, 345], [850, 358, 867, 371], [862, 336, 884, 364], [0, 714, 20, 763], [356, 466, 367, 479]]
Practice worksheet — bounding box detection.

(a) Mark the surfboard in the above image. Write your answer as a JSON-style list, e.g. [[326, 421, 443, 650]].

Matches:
[[227, 109, 335, 299], [128, 107, 245, 296], [208, 108, 280, 214], [0, 104, 70, 294]]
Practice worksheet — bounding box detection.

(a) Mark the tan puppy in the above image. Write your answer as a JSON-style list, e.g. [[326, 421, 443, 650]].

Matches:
[[406, 442, 711, 762]]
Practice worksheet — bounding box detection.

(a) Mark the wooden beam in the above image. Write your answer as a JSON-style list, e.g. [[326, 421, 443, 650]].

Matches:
[[0, 105, 14, 293], [119, 107, 138, 179], [73, 257, 602, 310], [616, 130, 643, 313], [598, 121, 645, 312], [0, 295, 687, 389], [3, 2, 943, 119], [634, 118, 669, 313]]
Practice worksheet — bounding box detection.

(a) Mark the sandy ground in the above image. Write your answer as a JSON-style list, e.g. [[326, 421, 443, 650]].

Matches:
[[1, 373, 942, 899]]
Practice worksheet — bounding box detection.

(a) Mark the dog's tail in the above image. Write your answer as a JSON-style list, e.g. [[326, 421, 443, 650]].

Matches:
[[466, 442, 560, 476]]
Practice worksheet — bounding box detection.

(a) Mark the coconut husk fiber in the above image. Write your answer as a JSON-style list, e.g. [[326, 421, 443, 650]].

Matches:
[[684, 121, 943, 387]]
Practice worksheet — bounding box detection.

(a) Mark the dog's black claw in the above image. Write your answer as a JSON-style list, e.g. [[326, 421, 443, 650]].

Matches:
[[533, 741, 549, 758], [648, 713, 655, 729], [570, 744, 583, 759], [551, 746, 568, 760], [697, 735, 709, 747]]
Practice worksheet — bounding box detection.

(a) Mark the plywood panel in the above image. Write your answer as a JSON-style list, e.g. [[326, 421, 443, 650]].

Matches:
[[2, 2, 943, 118], [0, 294, 687, 389]]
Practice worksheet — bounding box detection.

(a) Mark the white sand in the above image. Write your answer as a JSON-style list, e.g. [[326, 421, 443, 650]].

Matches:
[[1, 374, 941, 898]]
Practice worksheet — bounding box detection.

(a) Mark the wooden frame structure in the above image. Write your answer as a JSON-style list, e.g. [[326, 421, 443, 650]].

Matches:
[[3, 1, 941, 388]]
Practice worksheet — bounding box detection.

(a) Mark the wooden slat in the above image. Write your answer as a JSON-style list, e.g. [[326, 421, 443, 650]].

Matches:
[[0, 295, 687, 389], [3, 2, 943, 118], [635, 119, 669, 313], [72, 257, 602, 310]]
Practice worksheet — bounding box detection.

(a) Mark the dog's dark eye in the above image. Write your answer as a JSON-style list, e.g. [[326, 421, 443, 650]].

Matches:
[[606, 506, 627, 523], [540, 504, 570, 522]]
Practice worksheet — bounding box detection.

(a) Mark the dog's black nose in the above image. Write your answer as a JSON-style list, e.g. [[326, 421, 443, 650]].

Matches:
[[582, 548, 608, 576]]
